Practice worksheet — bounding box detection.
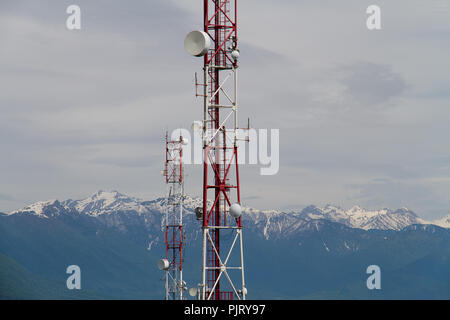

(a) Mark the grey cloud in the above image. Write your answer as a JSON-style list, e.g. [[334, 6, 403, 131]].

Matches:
[[90, 155, 158, 168], [242, 195, 262, 201], [0, 194, 14, 201], [340, 62, 407, 106], [239, 42, 290, 67]]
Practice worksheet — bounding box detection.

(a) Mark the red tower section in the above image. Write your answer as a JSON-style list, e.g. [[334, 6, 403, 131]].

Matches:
[[200, 0, 246, 300]]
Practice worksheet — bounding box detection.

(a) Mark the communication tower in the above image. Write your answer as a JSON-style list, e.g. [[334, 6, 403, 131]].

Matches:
[[185, 0, 247, 300], [158, 132, 187, 300]]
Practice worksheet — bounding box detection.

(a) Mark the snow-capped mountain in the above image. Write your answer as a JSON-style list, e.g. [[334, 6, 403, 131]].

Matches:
[[2, 190, 450, 300], [64, 190, 153, 216], [298, 204, 427, 231], [9, 199, 78, 219], [7, 191, 449, 239], [236, 204, 431, 239]]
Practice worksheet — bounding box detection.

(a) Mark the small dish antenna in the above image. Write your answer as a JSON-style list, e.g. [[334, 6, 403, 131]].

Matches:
[[231, 49, 240, 61], [157, 258, 170, 271], [185, 31, 211, 57], [229, 203, 242, 218], [188, 287, 198, 297]]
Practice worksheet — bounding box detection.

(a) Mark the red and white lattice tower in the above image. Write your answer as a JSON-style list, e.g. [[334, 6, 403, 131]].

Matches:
[[185, 0, 247, 300], [158, 132, 186, 300]]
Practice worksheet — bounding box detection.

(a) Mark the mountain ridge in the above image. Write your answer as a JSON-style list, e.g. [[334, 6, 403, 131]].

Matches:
[[7, 190, 449, 233]]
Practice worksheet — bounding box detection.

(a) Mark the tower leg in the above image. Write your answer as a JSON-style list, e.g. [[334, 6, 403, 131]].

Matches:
[[239, 229, 246, 300], [201, 227, 207, 300]]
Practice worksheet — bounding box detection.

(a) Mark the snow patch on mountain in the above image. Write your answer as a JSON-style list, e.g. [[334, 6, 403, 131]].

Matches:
[[9, 199, 62, 218], [428, 214, 450, 229], [64, 190, 151, 216], [300, 205, 423, 231]]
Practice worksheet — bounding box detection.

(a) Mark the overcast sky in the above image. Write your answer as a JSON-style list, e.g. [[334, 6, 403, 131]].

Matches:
[[1, 0, 449, 219]]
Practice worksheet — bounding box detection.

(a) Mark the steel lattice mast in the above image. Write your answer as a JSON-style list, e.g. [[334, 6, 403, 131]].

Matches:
[[197, 0, 246, 300], [159, 132, 186, 300]]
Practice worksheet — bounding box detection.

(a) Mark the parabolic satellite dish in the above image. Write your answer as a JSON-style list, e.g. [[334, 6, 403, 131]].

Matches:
[[184, 31, 211, 57], [188, 287, 198, 297], [157, 258, 170, 271]]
